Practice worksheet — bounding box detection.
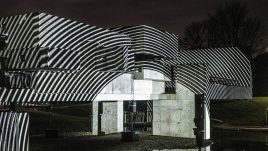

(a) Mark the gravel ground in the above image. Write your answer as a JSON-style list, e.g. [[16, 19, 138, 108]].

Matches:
[[30, 132, 210, 151]]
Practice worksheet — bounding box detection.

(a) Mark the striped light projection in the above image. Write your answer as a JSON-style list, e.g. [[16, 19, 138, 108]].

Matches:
[[0, 13, 252, 151]]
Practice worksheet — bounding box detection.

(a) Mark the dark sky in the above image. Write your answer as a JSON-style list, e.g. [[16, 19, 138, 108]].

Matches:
[[0, 0, 267, 35]]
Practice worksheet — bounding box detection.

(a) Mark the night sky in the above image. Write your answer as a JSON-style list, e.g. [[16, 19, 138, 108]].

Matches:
[[0, 0, 267, 35]]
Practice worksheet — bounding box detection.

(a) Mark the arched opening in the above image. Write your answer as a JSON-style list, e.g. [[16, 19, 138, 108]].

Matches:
[[92, 69, 172, 135]]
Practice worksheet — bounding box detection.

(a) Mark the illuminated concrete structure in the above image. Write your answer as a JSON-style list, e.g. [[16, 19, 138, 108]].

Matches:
[[0, 13, 251, 151]]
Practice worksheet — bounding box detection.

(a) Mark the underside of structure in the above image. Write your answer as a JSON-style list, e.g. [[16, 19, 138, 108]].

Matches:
[[0, 12, 252, 151]]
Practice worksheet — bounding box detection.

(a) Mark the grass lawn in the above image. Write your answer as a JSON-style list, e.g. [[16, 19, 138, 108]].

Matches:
[[210, 97, 268, 126]]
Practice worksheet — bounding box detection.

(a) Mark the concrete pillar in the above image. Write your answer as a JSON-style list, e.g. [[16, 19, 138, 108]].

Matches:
[[153, 99, 182, 136], [152, 83, 210, 139], [92, 101, 123, 135], [204, 105, 210, 139], [176, 83, 210, 139], [92, 101, 101, 135], [117, 101, 124, 132], [101, 101, 124, 134], [176, 83, 196, 138], [153, 83, 195, 138]]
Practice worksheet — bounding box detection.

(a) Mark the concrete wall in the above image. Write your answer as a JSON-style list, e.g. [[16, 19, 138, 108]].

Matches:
[[97, 70, 166, 101], [100, 74, 132, 94], [101, 101, 123, 134], [92, 101, 123, 135], [153, 83, 196, 138], [153, 99, 182, 137], [92, 101, 99, 135], [175, 83, 196, 138], [101, 102, 118, 134], [100, 69, 169, 95], [134, 80, 165, 94], [131, 70, 170, 81]]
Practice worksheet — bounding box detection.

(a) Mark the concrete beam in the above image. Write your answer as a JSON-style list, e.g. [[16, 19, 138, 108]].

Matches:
[[94, 94, 176, 101]]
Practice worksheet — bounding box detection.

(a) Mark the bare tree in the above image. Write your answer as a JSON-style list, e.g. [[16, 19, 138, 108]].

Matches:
[[179, 1, 267, 59], [179, 21, 208, 50]]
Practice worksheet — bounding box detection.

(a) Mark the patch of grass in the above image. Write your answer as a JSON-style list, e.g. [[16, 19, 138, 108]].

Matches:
[[210, 97, 268, 126], [252, 97, 268, 102], [212, 129, 268, 142]]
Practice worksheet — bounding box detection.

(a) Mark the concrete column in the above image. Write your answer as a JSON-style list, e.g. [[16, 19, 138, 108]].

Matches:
[[176, 83, 196, 138], [101, 101, 124, 134], [204, 105, 210, 139], [152, 82, 212, 139], [92, 101, 123, 135], [153, 99, 183, 136], [117, 101, 124, 132], [92, 101, 100, 135]]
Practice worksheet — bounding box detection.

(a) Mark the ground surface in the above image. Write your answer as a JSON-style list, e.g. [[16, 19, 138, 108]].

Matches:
[[29, 104, 90, 134], [210, 97, 268, 126], [30, 133, 203, 151]]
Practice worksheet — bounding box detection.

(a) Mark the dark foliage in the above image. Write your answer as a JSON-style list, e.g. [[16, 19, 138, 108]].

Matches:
[[179, 1, 267, 59]]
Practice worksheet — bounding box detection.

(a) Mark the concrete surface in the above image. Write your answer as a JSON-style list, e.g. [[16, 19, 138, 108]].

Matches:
[[92, 101, 123, 135], [153, 83, 196, 138]]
